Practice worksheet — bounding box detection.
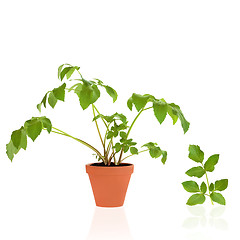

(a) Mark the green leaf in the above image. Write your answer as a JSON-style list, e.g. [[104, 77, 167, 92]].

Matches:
[[149, 146, 162, 158], [24, 119, 42, 142], [79, 83, 93, 110], [91, 85, 100, 104], [52, 83, 66, 101], [60, 66, 72, 81], [66, 67, 76, 79], [187, 194, 206, 206], [209, 183, 215, 191], [48, 92, 58, 108], [73, 83, 83, 94], [215, 179, 228, 191], [132, 93, 149, 111], [130, 147, 138, 155], [6, 140, 19, 161], [210, 192, 226, 205], [169, 103, 190, 133], [58, 64, 65, 79], [167, 105, 178, 125], [161, 150, 167, 164], [37, 103, 41, 112], [114, 143, 122, 153], [200, 182, 207, 194], [105, 85, 117, 102], [153, 100, 168, 124], [142, 142, 156, 149], [11, 129, 22, 149], [40, 117, 52, 133], [123, 145, 129, 153], [127, 97, 133, 111], [185, 166, 205, 178], [188, 145, 204, 163], [120, 131, 127, 139], [204, 154, 219, 172], [182, 181, 200, 193], [37, 93, 48, 112]]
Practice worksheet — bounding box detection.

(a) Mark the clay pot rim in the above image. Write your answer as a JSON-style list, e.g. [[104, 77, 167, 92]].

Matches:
[[86, 162, 134, 175]]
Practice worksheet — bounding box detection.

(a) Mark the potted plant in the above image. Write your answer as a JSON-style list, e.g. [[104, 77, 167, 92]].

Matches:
[[6, 63, 190, 207]]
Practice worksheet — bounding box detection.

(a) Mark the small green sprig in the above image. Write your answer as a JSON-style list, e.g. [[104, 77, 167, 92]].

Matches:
[[182, 145, 228, 206]]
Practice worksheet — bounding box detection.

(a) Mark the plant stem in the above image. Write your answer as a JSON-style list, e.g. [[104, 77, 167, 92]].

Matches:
[[126, 106, 152, 138], [118, 106, 152, 163], [201, 163, 214, 205], [92, 104, 105, 152], [49, 127, 106, 164], [120, 149, 148, 163]]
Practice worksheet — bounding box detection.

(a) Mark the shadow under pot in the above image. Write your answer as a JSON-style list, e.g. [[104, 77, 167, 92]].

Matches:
[[86, 163, 134, 207]]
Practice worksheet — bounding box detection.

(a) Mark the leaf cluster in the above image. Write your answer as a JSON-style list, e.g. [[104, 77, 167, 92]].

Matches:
[[6, 63, 190, 167], [6, 117, 52, 161], [127, 93, 190, 134], [182, 145, 228, 206]]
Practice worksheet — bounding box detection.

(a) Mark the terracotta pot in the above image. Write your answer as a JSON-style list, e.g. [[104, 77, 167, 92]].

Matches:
[[86, 163, 134, 207]]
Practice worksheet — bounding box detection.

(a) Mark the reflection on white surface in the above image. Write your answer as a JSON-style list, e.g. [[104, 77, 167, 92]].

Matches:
[[86, 207, 133, 240], [183, 205, 228, 230]]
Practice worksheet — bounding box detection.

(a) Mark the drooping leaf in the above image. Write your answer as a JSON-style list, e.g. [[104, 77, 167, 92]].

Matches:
[[215, 179, 228, 191], [182, 181, 200, 193], [123, 145, 129, 153], [24, 118, 43, 142], [210, 192, 226, 205], [161, 150, 167, 164], [79, 82, 93, 110], [105, 85, 118, 102], [167, 105, 178, 125], [127, 97, 133, 111], [142, 142, 156, 149], [130, 147, 138, 155], [187, 194, 206, 206], [91, 85, 100, 104], [188, 145, 204, 163], [66, 67, 76, 79], [10, 127, 27, 151], [153, 100, 168, 124], [11, 129, 22, 149], [169, 103, 190, 133], [200, 182, 207, 194], [204, 154, 219, 172], [185, 166, 205, 178], [132, 93, 149, 111], [149, 146, 162, 158], [52, 83, 66, 101], [60, 66, 72, 81], [58, 64, 65, 79], [6, 140, 19, 161], [37, 92, 48, 112], [40, 117, 52, 133], [48, 92, 58, 108]]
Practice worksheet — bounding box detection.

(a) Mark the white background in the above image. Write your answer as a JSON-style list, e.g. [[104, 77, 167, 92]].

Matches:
[[0, 0, 239, 239]]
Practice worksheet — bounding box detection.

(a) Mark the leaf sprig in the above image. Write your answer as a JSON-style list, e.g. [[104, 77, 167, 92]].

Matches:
[[182, 145, 228, 206]]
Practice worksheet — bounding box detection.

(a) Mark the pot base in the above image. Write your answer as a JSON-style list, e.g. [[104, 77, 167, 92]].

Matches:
[[86, 163, 134, 207]]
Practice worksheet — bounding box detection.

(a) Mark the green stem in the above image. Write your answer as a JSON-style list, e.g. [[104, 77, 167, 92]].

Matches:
[[201, 163, 214, 205], [118, 106, 152, 164], [92, 104, 105, 151], [120, 149, 148, 163], [50, 127, 106, 164]]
